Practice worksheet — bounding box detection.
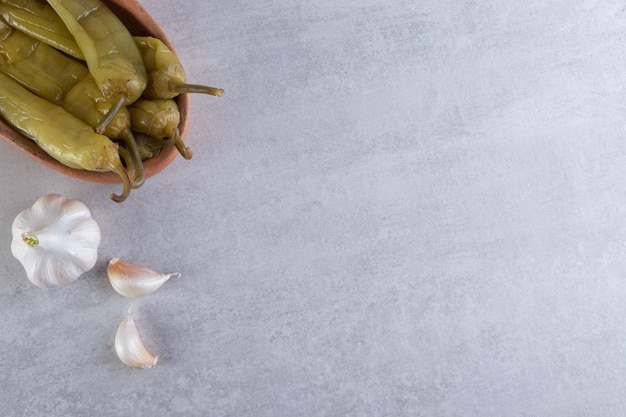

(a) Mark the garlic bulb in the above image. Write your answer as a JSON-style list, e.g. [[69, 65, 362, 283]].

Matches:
[[115, 308, 158, 368], [11, 194, 101, 288], [108, 258, 181, 298]]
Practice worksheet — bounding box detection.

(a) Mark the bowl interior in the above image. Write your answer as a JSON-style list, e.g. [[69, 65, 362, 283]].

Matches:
[[0, 0, 189, 184]]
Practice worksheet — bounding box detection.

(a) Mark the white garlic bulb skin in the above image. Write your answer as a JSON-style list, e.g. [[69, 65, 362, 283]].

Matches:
[[115, 308, 158, 368], [108, 258, 181, 298], [11, 194, 101, 288]]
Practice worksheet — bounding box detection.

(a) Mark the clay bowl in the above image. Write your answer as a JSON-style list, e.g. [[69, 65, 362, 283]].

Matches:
[[0, 0, 189, 184]]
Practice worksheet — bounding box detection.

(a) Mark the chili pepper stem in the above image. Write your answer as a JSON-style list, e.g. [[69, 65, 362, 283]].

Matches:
[[173, 131, 192, 160], [109, 161, 132, 203], [96, 94, 126, 135], [120, 130, 146, 189], [170, 82, 224, 97], [117, 145, 144, 190]]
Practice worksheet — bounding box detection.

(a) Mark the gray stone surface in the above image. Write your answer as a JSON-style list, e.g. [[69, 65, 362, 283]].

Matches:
[[1, 0, 626, 415]]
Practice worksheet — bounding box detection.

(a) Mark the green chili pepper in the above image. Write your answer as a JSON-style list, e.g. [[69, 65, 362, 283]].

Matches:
[[133, 36, 223, 99], [133, 131, 166, 160], [0, 20, 144, 188], [47, 0, 148, 133], [128, 98, 191, 160], [0, 21, 88, 105], [0, 20, 145, 188], [64, 74, 145, 188], [0, 72, 131, 202], [0, 0, 84, 60], [0, 0, 223, 100], [0, 0, 222, 102]]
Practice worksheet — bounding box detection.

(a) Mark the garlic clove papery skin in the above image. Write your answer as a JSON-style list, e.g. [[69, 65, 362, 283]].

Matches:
[[11, 194, 101, 288], [108, 258, 181, 298], [115, 308, 158, 368]]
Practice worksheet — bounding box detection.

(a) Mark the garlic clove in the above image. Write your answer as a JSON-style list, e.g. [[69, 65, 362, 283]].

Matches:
[[115, 308, 158, 368], [11, 194, 101, 288], [107, 258, 181, 298]]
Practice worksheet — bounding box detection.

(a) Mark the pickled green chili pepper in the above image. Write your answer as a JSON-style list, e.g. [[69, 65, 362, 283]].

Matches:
[[63, 74, 145, 188], [47, 0, 148, 133], [0, 0, 222, 101], [0, 20, 143, 188], [0, 21, 88, 105], [0, 0, 84, 59], [133, 131, 166, 160], [0, 0, 222, 100], [130, 131, 181, 161], [0, 21, 145, 188], [128, 98, 191, 160], [133, 36, 223, 100], [0, 72, 131, 202]]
